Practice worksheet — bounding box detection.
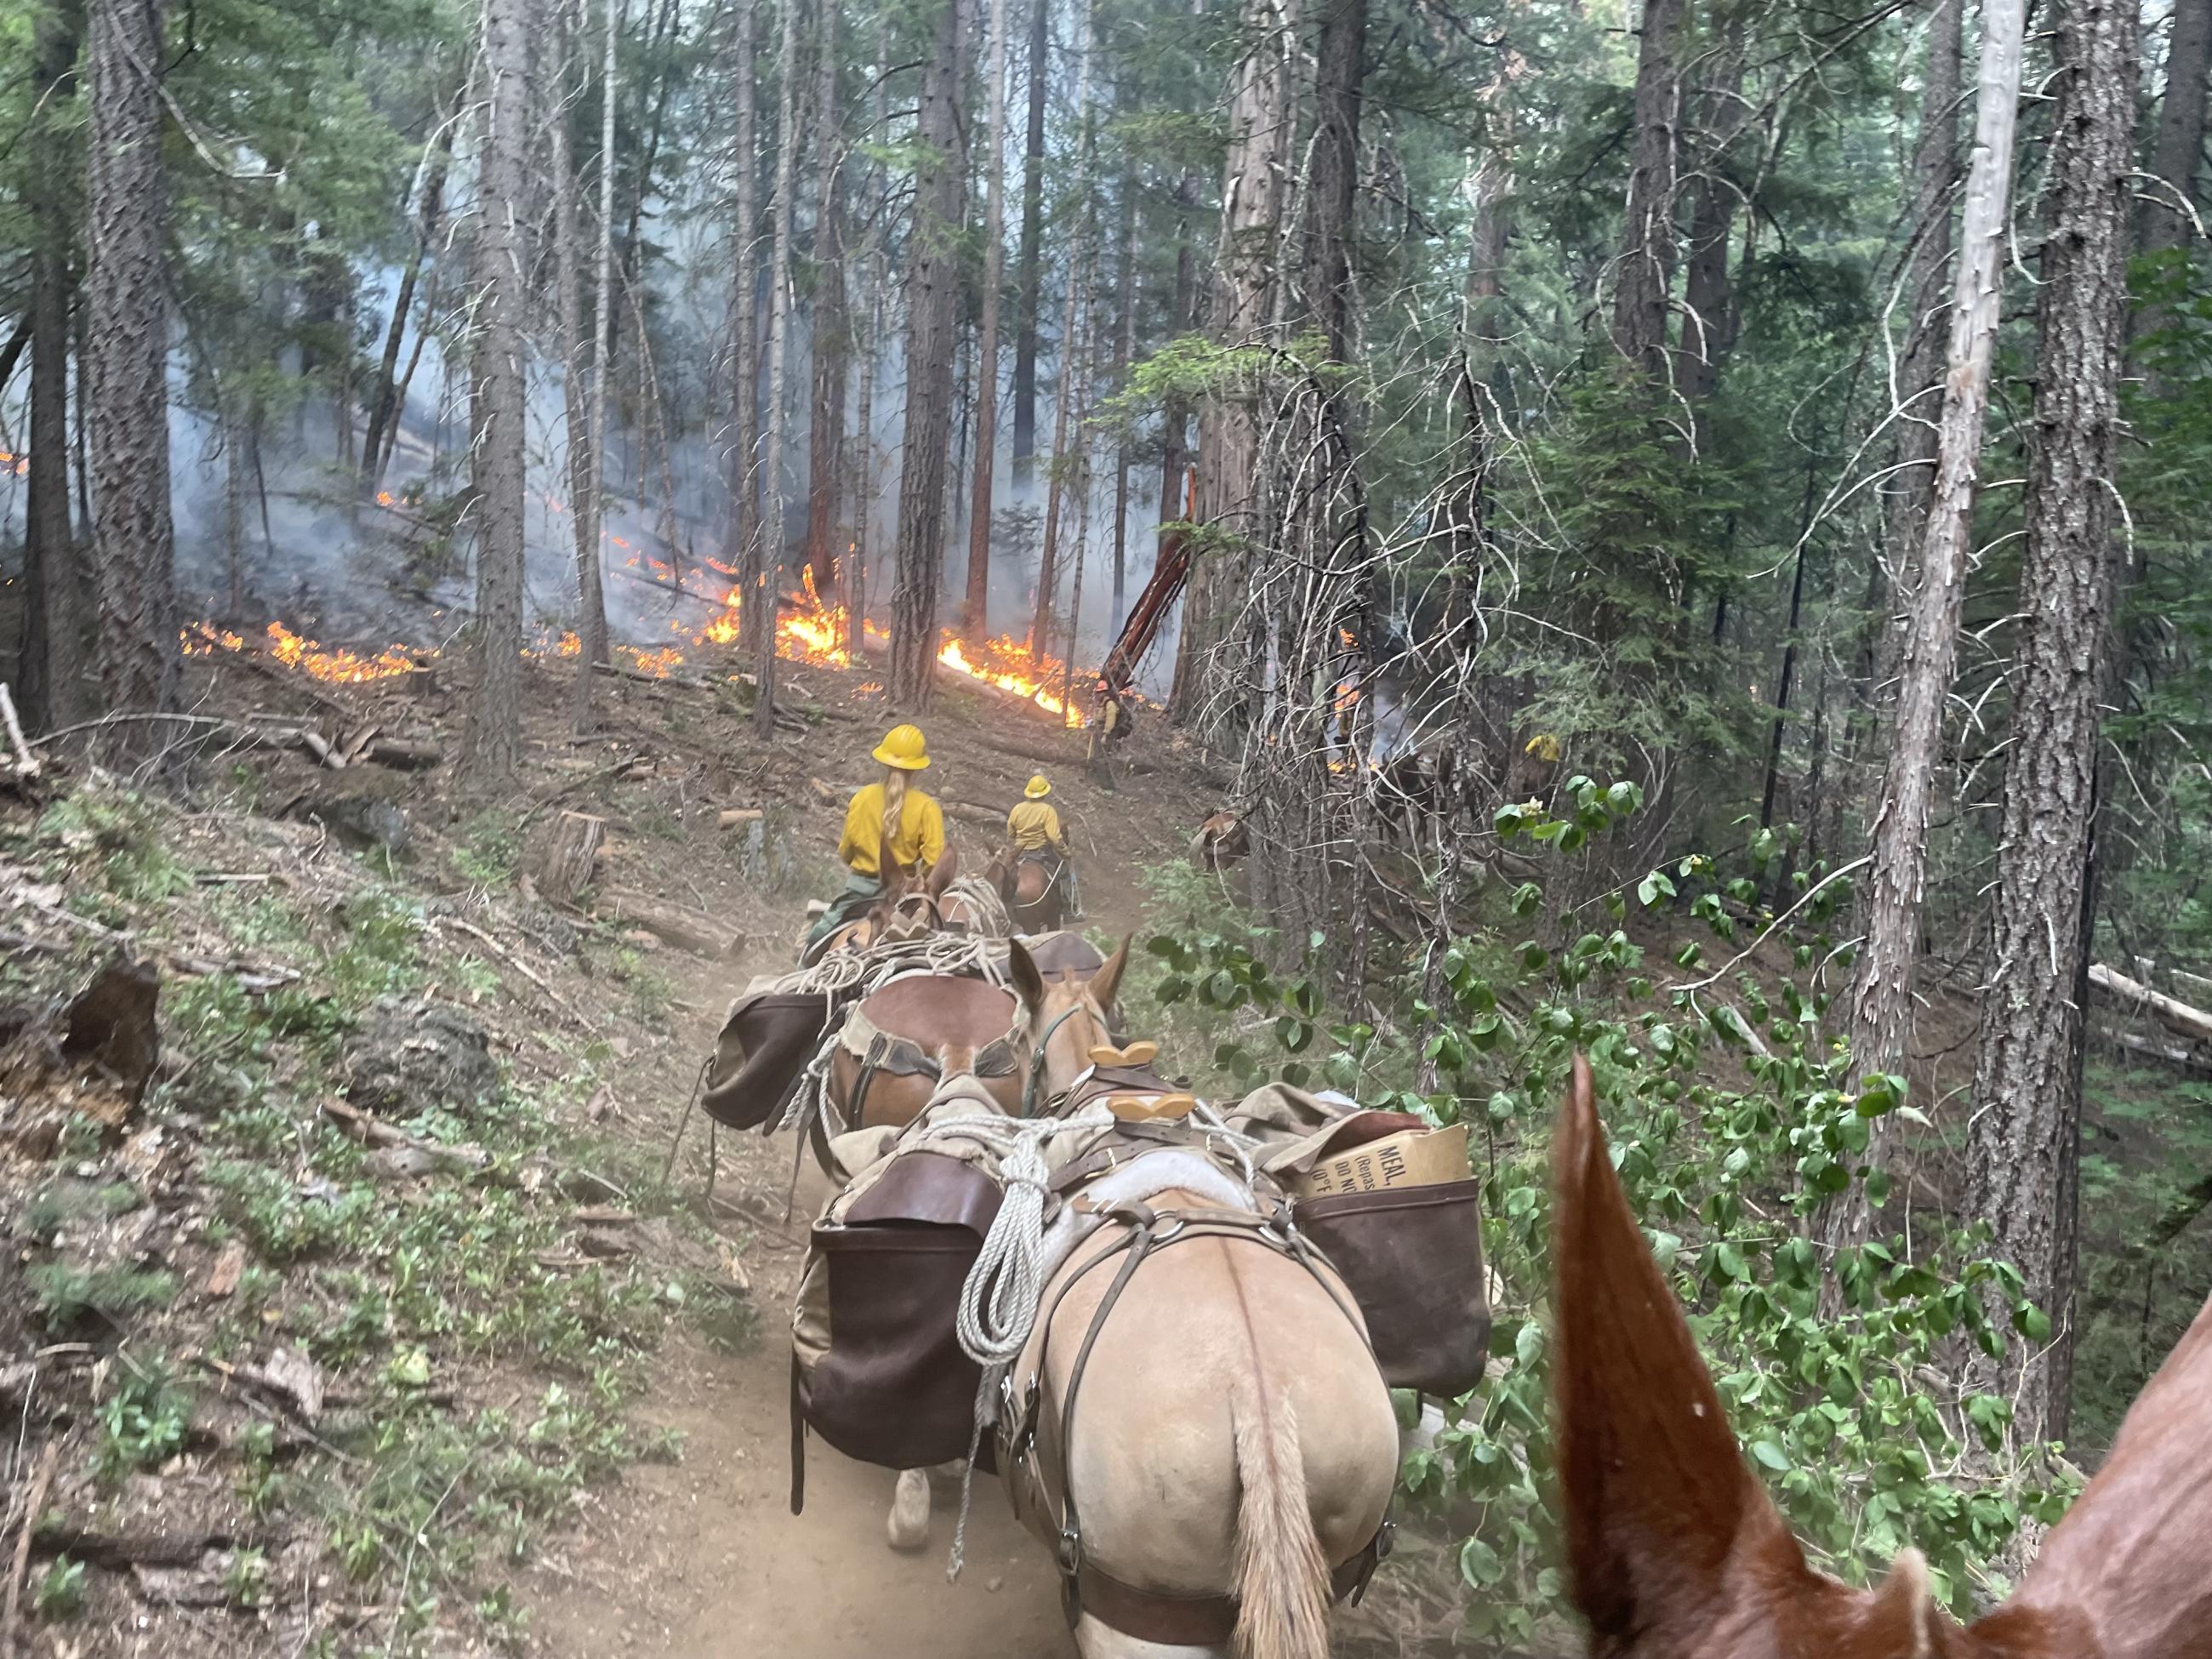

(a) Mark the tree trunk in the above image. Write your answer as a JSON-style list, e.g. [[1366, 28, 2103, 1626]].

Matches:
[[1966, 0, 2135, 1451], [552, 10, 597, 727], [1170, 0, 1294, 721], [1862, 0, 1964, 716], [1152, 167, 1200, 607], [362, 85, 461, 503], [723, 0, 761, 631], [803, 0, 847, 617], [1109, 163, 1137, 627], [1679, 26, 1745, 404], [843, 9, 893, 658], [886, 0, 971, 705], [963, 0, 1012, 635], [17, 0, 81, 735], [1822, 0, 2027, 1257], [1012, 0, 1049, 485], [577, 0, 619, 726], [1029, 0, 1094, 662], [1611, 0, 1684, 379], [756, 0, 806, 733], [85, 0, 177, 727], [2141, 0, 2212, 254], [458, 0, 531, 790], [1303, 0, 1367, 360]]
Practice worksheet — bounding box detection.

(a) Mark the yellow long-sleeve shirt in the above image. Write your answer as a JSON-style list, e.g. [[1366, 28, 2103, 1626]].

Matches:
[[839, 784, 945, 877], [1006, 800, 1069, 855]]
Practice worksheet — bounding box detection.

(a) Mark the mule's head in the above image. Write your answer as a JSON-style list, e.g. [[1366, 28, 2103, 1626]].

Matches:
[[868, 840, 961, 933], [1007, 933, 1130, 1098], [1550, 1052, 2212, 1659]]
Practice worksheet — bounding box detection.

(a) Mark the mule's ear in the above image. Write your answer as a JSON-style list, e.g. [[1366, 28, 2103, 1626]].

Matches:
[[927, 845, 961, 897], [1552, 1052, 1797, 1640], [1088, 934, 1132, 1013], [1007, 938, 1047, 1016], [1983, 1288, 2212, 1654]]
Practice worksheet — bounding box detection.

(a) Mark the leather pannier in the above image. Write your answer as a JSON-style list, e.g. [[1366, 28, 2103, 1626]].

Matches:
[[701, 991, 832, 1132], [1298, 1177, 1491, 1398], [794, 1151, 1005, 1476]]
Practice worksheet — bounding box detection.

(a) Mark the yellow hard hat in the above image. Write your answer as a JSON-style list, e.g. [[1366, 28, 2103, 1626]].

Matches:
[[873, 724, 931, 771], [1024, 775, 1052, 800]]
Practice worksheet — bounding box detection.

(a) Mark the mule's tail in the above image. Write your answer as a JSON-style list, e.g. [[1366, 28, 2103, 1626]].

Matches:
[[1229, 1375, 1331, 1659]]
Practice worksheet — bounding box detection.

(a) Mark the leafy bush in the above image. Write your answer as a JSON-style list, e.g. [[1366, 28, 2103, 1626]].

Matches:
[[1144, 777, 2070, 1641]]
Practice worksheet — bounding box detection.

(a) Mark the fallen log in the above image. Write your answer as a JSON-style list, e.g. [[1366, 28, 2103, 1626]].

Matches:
[[365, 735, 442, 769], [605, 892, 733, 957], [2088, 963, 2212, 1046], [2093, 1022, 2212, 1075]]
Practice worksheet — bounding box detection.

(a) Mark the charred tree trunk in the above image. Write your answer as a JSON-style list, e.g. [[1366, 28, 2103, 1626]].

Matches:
[[964, 0, 1012, 634], [723, 0, 761, 636], [1611, 0, 1684, 379], [17, 1, 81, 735], [1012, 0, 1049, 484], [803, 0, 848, 614], [577, 0, 619, 724], [85, 0, 176, 727], [459, 0, 531, 790], [1822, 0, 2027, 1257], [1966, 0, 2135, 1451], [1171, 0, 1293, 723], [887, 0, 970, 705], [756, 0, 807, 733]]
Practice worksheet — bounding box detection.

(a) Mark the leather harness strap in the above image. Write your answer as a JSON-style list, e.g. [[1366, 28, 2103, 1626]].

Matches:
[[1001, 1194, 1391, 1642]]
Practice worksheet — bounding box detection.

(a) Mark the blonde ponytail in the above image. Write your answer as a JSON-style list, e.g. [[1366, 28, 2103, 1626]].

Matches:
[[881, 766, 907, 852]]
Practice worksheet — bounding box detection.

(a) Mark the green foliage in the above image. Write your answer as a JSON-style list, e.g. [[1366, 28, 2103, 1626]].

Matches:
[[26, 1262, 177, 1332], [1145, 783, 2067, 1641], [34, 1557, 87, 1620], [96, 1360, 192, 1483], [455, 814, 523, 888]]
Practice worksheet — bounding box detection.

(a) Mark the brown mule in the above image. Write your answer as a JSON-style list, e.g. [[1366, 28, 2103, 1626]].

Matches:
[[824, 972, 1026, 1131], [985, 846, 1068, 934], [1550, 1052, 2212, 1659]]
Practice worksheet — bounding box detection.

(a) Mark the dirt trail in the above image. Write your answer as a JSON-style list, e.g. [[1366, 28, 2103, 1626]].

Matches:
[[526, 693, 1212, 1658]]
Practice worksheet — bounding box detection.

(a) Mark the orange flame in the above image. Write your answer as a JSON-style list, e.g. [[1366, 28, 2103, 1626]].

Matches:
[[0, 451, 28, 478]]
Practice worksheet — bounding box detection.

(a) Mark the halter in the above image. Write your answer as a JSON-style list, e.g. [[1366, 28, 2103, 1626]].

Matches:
[[1022, 1001, 1090, 1119]]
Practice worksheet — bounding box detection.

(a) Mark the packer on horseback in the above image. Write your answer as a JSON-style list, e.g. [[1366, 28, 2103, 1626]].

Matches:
[[803, 723, 947, 955], [996, 773, 1081, 926]]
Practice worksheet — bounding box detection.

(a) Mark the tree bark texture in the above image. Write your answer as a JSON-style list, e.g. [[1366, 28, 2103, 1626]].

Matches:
[[1012, 0, 1049, 484], [1109, 163, 1137, 626], [18, 0, 82, 734], [887, 0, 970, 705], [1824, 0, 2027, 1257], [578, 0, 619, 725], [1867, 0, 1964, 704], [804, 0, 848, 615], [1028, 0, 1093, 662], [1153, 166, 1200, 597], [1966, 0, 2136, 1450], [756, 0, 806, 733], [86, 0, 177, 726], [2141, 0, 2211, 254], [459, 0, 531, 790], [1171, 0, 1294, 722], [723, 0, 761, 625], [964, 0, 1012, 634], [552, 15, 598, 727], [1679, 23, 1745, 404], [1611, 0, 1684, 379], [1302, 0, 1366, 362]]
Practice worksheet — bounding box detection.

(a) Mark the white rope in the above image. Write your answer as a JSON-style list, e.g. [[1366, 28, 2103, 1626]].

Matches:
[[942, 875, 1014, 939]]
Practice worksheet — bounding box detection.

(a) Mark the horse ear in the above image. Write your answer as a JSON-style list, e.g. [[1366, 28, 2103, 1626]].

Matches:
[[1007, 938, 1047, 1016], [1552, 1053, 1801, 1642], [1088, 935, 1132, 1014], [1976, 1288, 2212, 1654], [927, 844, 961, 897]]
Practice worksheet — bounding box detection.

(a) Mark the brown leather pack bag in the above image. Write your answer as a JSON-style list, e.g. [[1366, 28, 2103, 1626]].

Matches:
[[1227, 1083, 1494, 1398]]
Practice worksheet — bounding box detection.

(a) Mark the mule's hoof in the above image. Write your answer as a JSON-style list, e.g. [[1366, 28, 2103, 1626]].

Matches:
[[887, 1468, 931, 1552]]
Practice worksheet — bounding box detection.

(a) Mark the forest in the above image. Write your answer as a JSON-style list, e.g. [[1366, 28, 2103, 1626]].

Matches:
[[1, 0, 2211, 1644]]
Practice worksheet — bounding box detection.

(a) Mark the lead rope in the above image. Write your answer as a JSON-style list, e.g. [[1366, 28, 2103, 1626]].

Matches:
[[908, 1099, 1115, 1580]]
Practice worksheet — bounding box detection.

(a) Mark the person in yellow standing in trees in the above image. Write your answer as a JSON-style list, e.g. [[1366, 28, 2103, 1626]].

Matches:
[[805, 724, 945, 950], [1004, 774, 1081, 917]]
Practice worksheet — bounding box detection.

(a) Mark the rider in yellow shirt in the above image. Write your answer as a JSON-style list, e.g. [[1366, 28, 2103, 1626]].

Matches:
[[806, 725, 945, 949], [1004, 775, 1080, 916]]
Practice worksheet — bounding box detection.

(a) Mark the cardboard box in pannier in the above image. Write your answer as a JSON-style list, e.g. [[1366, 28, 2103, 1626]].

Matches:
[[1289, 1122, 1469, 1198]]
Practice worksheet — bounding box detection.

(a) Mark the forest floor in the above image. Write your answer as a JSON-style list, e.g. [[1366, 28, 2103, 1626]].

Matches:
[[0, 632, 1462, 1658]]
